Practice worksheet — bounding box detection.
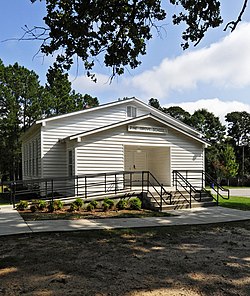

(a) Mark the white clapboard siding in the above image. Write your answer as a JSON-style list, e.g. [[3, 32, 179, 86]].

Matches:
[[75, 119, 204, 195], [41, 103, 139, 179]]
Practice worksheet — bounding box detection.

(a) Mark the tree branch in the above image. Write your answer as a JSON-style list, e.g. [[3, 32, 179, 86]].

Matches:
[[224, 0, 248, 32]]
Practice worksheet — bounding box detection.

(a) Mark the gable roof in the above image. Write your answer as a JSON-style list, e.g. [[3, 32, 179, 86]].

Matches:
[[63, 113, 209, 146], [36, 97, 201, 137]]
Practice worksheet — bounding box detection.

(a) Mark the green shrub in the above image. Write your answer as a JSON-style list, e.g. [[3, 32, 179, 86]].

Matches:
[[30, 205, 37, 213], [16, 200, 29, 211], [129, 198, 142, 210], [102, 201, 110, 212], [103, 198, 114, 209], [69, 202, 78, 212], [86, 203, 94, 212], [54, 200, 63, 210], [90, 200, 98, 209], [38, 200, 47, 211], [74, 198, 83, 209], [116, 199, 128, 210], [47, 202, 55, 213]]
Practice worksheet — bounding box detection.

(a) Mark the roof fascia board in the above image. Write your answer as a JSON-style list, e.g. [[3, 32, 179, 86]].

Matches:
[[36, 98, 135, 124], [69, 113, 208, 146], [132, 98, 201, 137]]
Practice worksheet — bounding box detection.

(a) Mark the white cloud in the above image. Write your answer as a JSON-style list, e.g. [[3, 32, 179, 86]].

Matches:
[[163, 98, 250, 124], [70, 22, 250, 104], [129, 22, 250, 98]]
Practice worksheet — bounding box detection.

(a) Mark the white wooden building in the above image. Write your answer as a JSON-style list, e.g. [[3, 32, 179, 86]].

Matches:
[[21, 98, 208, 196]]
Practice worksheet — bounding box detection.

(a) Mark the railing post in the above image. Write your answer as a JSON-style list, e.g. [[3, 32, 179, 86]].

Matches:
[[147, 172, 149, 191], [85, 176, 87, 198], [123, 172, 125, 190], [76, 176, 79, 196], [115, 174, 117, 195], [51, 179, 54, 203], [142, 171, 144, 192], [160, 185, 163, 211], [190, 185, 192, 208], [45, 180, 48, 198], [11, 182, 16, 208], [130, 172, 132, 189], [104, 173, 107, 193]]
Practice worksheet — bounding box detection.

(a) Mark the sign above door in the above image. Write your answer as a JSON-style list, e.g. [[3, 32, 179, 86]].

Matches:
[[128, 125, 168, 134]]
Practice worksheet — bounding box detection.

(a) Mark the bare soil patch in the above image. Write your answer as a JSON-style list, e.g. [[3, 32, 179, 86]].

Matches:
[[0, 221, 250, 296]]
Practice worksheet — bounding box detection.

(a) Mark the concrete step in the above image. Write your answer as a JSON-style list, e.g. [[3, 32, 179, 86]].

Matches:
[[158, 201, 216, 211]]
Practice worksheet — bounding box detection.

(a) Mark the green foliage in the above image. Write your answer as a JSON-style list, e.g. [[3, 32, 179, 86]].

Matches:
[[47, 202, 55, 213], [102, 202, 110, 212], [29, 0, 229, 78], [0, 58, 99, 179], [129, 198, 142, 210], [30, 205, 37, 213], [189, 109, 226, 144], [116, 199, 128, 210], [74, 198, 84, 209], [103, 198, 114, 209], [69, 202, 78, 212], [54, 200, 64, 210], [86, 203, 94, 212], [163, 106, 191, 125], [31, 0, 166, 79], [90, 200, 98, 209], [16, 200, 29, 211], [38, 200, 47, 211]]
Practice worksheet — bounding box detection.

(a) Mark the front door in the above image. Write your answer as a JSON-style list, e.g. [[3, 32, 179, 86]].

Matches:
[[125, 149, 147, 187], [125, 150, 147, 171]]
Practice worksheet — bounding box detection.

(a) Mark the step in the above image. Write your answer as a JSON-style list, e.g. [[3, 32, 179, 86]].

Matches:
[[157, 201, 216, 211]]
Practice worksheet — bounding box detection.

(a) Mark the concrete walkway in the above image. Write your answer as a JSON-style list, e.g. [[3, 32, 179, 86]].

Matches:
[[229, 188, 250, 197], [0, 205, 250, 237]]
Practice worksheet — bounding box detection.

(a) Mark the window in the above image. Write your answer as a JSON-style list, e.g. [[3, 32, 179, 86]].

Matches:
[[127, 106, 137, 118], [68, 150, 73, 176], [36, 139, 39, 176], [32, 141, 35, 176], [29, 143, 32, 176]]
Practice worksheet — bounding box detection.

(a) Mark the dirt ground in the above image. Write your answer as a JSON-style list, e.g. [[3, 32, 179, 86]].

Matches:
[[0, 221, 250, 296]]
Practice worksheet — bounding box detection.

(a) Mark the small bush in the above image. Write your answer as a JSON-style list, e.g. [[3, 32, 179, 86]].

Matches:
[[129, 198, 142, 210], [37, 200, 47, 211], [116, 199, 128, 210], [69, 202, 78, 212], [47, 202, 55, 213], [86, 203, 94, 212], [54, 200, 63, 210], [103, 198, 114, 209], [30, 205, 37, 213], [16, 200, 29, 211], [102, 201, 110, 212], [74, 198, 83, 209], [90, 200, 98, 209]]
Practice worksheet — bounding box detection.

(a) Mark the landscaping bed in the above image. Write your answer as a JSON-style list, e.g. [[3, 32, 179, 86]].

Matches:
[[17, 197, 174, 221]]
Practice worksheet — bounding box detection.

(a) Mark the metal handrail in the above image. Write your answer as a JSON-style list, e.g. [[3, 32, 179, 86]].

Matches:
[[3, 170, 172, 209], [202, 171, 230, 204], [172, 170, 201, 208]]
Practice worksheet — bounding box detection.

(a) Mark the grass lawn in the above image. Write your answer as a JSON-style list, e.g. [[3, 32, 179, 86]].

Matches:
[[219, 195, 250, 211]]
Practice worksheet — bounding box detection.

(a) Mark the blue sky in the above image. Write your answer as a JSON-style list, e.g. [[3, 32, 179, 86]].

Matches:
[[1, 0, 250, 122]]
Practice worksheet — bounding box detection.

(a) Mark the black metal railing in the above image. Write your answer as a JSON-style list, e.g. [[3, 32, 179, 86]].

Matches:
[[172, 170, 230, 206], [1, 171, 172, 209]]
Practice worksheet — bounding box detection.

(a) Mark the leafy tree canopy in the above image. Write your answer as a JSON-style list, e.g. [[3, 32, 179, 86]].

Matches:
[[28, 0, 248, 79], [190, 108, 226, 144]]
